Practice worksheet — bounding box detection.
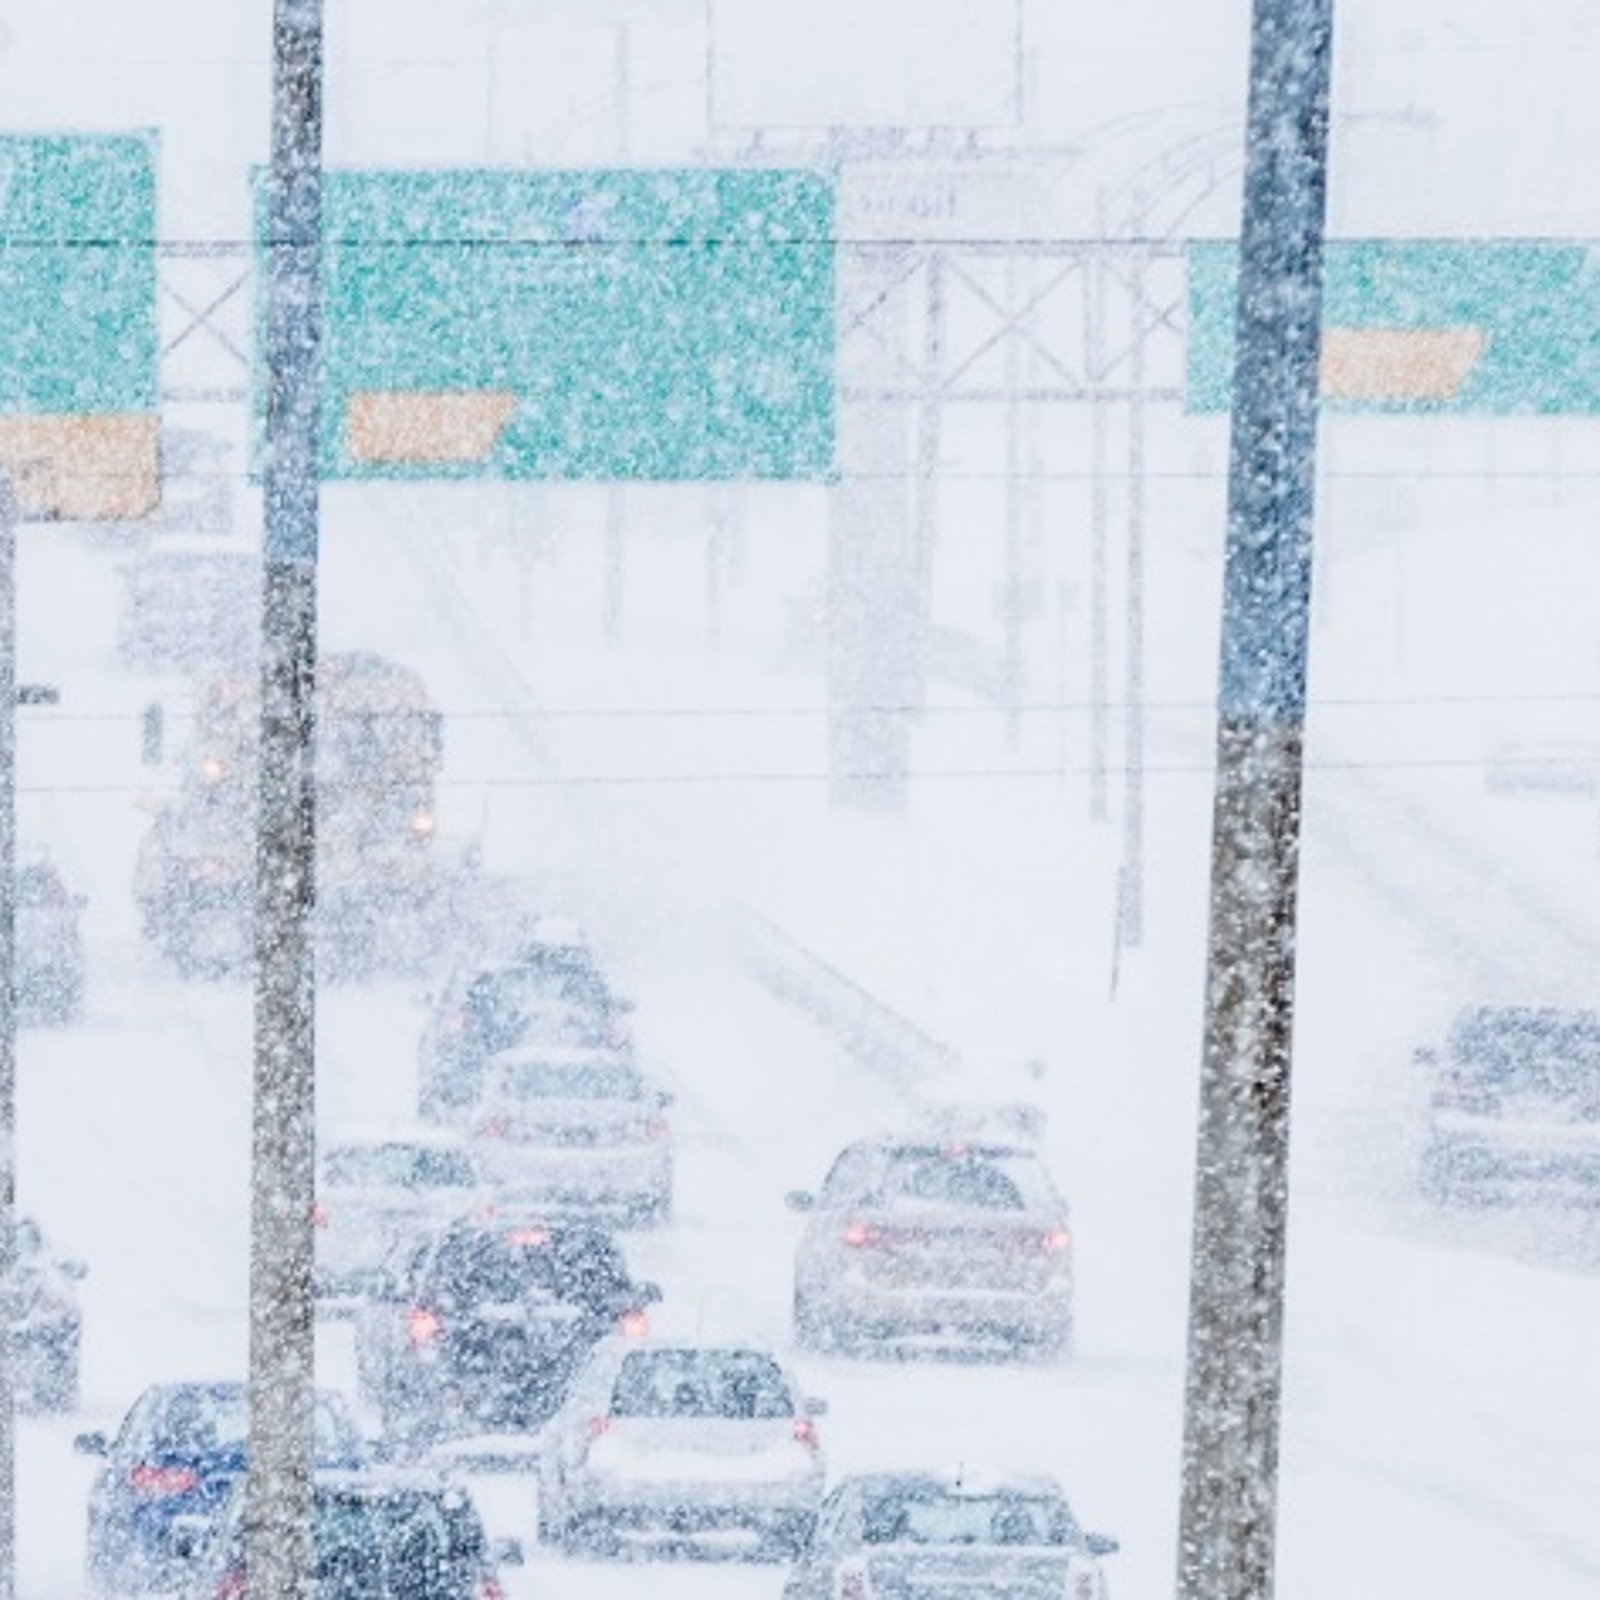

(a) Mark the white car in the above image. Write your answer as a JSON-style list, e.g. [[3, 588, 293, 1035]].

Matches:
[[470, 1047, 673, 1225], [781, 1470, 1119, 1600], [538, 1341, 827, 1561], [314, 1132, 482, 1302]]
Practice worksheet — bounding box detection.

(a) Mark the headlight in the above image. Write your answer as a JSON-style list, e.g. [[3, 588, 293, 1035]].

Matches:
[[199, 755, 226, 784], [410, 810, 436, 837]]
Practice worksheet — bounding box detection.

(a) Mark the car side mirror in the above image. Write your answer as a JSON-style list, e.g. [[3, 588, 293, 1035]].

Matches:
[[654, 1089, 674, 1109], [1413, 1047, 1439, 1068], [491, 1537, 526, 1568], [73, 1431, 109, 1457], [634, 1281, 663, 1306], [785, 1190, 817, 1213], [59, 1259, 88, 1282], [802, 1396, 828, 1417], [1084, 1532, 1120, 1558]]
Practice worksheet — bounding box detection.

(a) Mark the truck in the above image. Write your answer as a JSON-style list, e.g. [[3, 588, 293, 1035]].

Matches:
[[136, 652, 448, 977]]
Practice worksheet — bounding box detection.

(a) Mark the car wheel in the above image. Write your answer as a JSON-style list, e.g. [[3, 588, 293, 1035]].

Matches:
[[792, 1287, 835, 1354], [568, 1511, 620, 1559], [1030, 1314, 1075, 1365]]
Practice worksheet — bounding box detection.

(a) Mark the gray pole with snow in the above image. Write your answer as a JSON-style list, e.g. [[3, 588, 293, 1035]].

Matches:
[[1177, 2, 1332, 1597], [246, 2, 323, 1595], [0, 470, 17, 1600]]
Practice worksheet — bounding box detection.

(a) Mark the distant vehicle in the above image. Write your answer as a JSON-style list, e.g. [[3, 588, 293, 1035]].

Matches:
[[354, 1218, 660, 1445], [77, 1381, 364, 1593], [15, 858, 86, 1023], [537, 1342, 826, 1561], [315, 1134, 483, 1303], [780, 1471, 1119, 1600], [135, 651, 445, 979], [418, 935, 631, 1120], [173, 1467, 521, 1600], [470, 1047, 673, 1225], [1418, 1005, 1600, 1206], [10, 1216, 87, 1413], [787, 1138, 1074, 1360]]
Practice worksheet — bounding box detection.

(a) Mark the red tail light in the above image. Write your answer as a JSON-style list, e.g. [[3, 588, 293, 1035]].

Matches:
[[509, 1226, 549, 1247], [407, 1306, 443, 1347], [442, 1010, 468, 1036], [842, 1220, 881, 1249], [1071, 1571, 1100, 1600], [791, 1416, 820, 1450], [311, 1201, 329, 1228], [213, 1570, 246, 1600], [587, 1415, 612, 1440], [619, 1308, 649, 1338], [644, 1118, 670, 1140], [128, 1464, 199, 1496], [477, 1580, 503, 1600], [479, 1116, 509, 1138], [840, 1573, 869, 1599], [1042, 1226, 1072, 1254]]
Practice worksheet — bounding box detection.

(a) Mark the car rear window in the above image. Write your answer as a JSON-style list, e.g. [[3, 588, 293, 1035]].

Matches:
[[428, 1228, 626, 1307], [860, 1488, 1077, 1547], [878, 1149, 1043, 1211], [313, 1489, 483, 1599], [322, 1145, 476, 1189], [1448, 1009, 1600, 1098], [14, 866, 65, 907], [152, 1390, 355, 1458], [610, 1349, 793, 1419], [494, 1060, 641, 1101]]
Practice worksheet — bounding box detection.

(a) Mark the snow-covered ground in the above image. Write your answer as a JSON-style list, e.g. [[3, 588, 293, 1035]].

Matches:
[[8, 3, 1600, 1598]]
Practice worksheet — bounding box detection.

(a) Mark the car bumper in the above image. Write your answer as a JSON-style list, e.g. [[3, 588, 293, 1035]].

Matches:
[[1423, 1133, 1600, 1205], [807, 1279, 1072, 1347]]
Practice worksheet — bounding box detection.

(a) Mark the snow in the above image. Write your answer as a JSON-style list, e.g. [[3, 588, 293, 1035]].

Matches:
[[2, 2, 1600, 1598]]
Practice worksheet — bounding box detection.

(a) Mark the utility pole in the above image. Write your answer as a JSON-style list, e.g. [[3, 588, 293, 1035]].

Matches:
[[1176, 3, 1333, 1599], [0, 469, 16, 1600], [1119, 196, 1148, 950], [246, 3, 323, 1597]]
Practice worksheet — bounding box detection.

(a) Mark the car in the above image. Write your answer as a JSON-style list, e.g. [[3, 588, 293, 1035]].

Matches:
[[787, 1136, 1075, 1360], [781, 1471, 1119, 1600], [1418, 1004, 1600, 1206], [10, 1216, 87, 1412], [15, 859, 86, 1023], [354, 1217, 660, 1445], [470, 1046, 673, 1225], [77, 1381, 365, 1593], [315, 1132, 483, 1303], [418, 944, 632, 1121], [172, 1466, 520, 1600], [537, 1341, 826, 1561]]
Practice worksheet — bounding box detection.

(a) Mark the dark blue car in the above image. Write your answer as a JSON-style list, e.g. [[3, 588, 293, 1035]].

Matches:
[[77, 1381, 364, 1593]]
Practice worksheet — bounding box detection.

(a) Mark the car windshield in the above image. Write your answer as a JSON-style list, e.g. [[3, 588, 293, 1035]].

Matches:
[[428, 1229, 627, 1308], [494, 1060, 641, 1101], [322, 1145, 476, 1189], [1448, 1009, 1600, 1098], [610, 1350, 793, 1419], [313, 1489, 483, 1600], [860, 1488, 1078, 1547], [152, 1390, 354, 1458], [875, 1149, 1042, 1211]]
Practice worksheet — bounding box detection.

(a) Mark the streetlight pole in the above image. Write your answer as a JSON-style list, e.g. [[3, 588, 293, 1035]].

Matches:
[[0, 468, 17, 1600], [1176, 3, 1334, 1598], [246, 2, 323, 1597]]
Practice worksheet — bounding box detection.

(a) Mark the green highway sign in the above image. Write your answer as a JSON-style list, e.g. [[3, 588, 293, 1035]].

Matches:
[[278, 167, 836, 482], [1187, 240, 1600, 414], [0, 133, 159, 518]]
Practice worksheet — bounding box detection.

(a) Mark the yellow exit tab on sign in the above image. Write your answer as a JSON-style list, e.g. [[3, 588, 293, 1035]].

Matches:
[[1319, 327, 1487, 402]]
